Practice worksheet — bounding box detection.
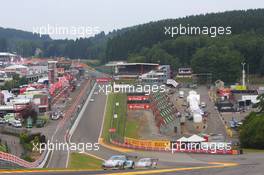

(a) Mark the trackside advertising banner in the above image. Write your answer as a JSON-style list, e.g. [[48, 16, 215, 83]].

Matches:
[[127, 104, 150, 110], [96, 78, 112, 83], [124, 137, 170, 150], [127, 95, 149, 101]]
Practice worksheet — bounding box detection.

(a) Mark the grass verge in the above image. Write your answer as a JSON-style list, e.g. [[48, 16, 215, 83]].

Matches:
[[125, 118, 140, 139], [102, 93, 127, 142], [0, 144, 7, 152], [68, 152, 103, 169]]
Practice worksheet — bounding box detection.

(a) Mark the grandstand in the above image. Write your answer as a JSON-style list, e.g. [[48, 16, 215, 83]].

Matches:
[[150, 91, 181, 135], [105, 62, 159, 79]]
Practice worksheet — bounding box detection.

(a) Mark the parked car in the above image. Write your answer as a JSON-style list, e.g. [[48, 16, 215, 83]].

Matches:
[[179, 91, 184, 98], [102, 155, 135, 170], [10, 119, 22, 128], [201, 102, 206, 108], [189, 84, 197, 89], [36, 119, 45, 128], [0, 111, 7, 118], [51, 111, 63, 120], [182, 102, 188, 106], [0, 118, 7, 124], [90, 98, 95, 102], [230, 119, 243, 128], [59, 112, 64, 118], [136, 158, 158, 168]]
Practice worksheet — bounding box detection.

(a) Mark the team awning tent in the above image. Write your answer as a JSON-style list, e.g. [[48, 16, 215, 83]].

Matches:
[[26, 87, 36, 91], [4, 64, 28, 70], [166, 79, 179, 88], [177, 136, 188, 142], [177, 135, 205, 142], [187, 134, 206, 142]]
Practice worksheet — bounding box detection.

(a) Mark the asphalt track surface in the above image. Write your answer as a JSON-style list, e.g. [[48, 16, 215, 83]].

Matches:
[[47, 79, 94, 168], [2, 72, 264, 174]]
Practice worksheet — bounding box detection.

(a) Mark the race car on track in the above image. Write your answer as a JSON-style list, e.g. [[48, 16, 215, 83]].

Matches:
[[135, 158, 158, 168], [102, 155, 135, 170]]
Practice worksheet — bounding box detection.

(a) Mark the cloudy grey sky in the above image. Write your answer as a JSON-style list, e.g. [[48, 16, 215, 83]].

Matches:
[[1, 0, 263, 39]]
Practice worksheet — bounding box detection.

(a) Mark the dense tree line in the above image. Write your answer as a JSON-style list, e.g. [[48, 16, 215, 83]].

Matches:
[[0, 29, 123, 59], [106, 9, 264, 59], [126, 34, 264, 82], [0, 74, 28, 91], [239, 93, 264, 149], [239, 112, 264, 149], [0, 27, 51, 41]]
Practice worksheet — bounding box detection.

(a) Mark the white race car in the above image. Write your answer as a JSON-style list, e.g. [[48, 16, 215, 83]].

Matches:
[[136, 158, 158, 168], [102, 155, 135, 170]]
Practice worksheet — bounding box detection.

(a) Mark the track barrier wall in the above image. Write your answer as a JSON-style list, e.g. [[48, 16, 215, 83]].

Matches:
[[110, 137, 240, 155]]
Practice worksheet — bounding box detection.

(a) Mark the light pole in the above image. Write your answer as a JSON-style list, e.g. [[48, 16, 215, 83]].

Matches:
[[247, 63, 250, 85], [241, 62, 246, 87]]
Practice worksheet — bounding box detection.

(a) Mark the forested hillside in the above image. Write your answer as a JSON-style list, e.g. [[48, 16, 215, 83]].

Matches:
[[106, 9, 264, 60], [105, 9, 264, 82], [0, 27, 51, 55], [0, 28, 129, 59], [1, 9, 264, 82]]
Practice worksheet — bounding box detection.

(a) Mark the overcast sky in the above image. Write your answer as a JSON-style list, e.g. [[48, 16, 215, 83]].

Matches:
[[1, 0, 263, 39]]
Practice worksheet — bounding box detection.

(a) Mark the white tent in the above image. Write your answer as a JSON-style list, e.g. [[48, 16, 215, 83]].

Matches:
[[187, 134, 206, 142], [177, 136, 188, 142], [5, 64, 28, 70], [26, 87, 36, 91]]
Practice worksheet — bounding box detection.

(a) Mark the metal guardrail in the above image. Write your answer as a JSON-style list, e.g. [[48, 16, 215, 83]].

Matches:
[[0, 151, 42, 168]]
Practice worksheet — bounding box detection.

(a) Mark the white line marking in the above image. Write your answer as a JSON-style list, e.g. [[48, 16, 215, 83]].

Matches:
[[98, 94, 108, 141]]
